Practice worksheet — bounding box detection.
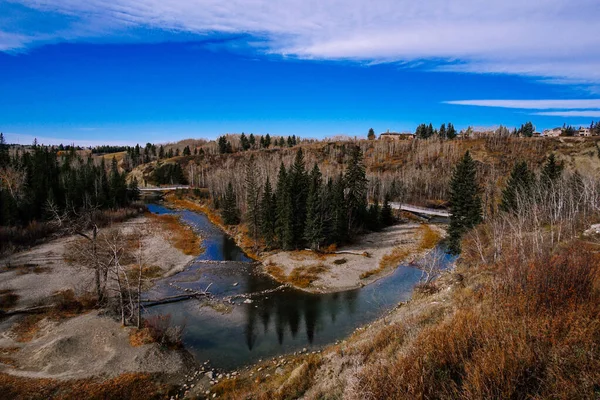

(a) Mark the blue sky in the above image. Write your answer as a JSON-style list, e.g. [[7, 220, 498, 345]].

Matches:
[[1, 0, 599, 146]]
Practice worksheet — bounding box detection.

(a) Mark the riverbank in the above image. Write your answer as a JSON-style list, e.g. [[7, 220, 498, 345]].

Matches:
[[263, 224, 445, 293], [162, 193, 446, 293], [0, 214, 202, 392]]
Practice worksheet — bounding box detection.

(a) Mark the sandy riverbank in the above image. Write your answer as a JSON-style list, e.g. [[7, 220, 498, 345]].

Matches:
[[0, 215, 199, 382], [262, 223, 446, 293]]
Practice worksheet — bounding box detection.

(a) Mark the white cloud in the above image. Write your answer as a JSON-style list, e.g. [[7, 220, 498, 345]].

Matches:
[[3, 0, 600, 86], [444, 100, 600, 110], [532, 111, 600, 118]]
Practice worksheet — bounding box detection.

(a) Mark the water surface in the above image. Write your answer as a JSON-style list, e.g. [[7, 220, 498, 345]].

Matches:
[[146, 203, 453, 370]]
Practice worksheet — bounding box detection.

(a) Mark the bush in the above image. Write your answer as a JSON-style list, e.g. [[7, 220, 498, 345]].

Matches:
[[143, 314, 184, 349]]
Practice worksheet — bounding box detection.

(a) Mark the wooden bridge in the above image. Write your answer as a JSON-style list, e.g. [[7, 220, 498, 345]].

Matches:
[[139, 185, 190, 192], [389, 202, 451, 218]]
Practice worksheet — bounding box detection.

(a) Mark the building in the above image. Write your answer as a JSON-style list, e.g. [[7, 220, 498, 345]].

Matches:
[[543, 128, 562, 137], [578, 127, 591, 137], [379, 130, 415, 140]]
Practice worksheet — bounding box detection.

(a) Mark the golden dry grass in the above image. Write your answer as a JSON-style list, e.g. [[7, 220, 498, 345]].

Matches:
[[361, 247, 410, 279], [419, 224, 442, 250], [265, 264, 328, 288], [0, 372, 175, 400], [148, 213, 202, 256]]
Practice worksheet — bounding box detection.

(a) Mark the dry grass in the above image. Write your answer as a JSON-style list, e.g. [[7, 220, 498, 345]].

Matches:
[[148, 213, 202, 256], [0, 263, 52, 275], [264, 264, 329, 288], [361, 247, 410, 279], [0, 372, 175, 400], [130, 315, 184, 349], [11, 314, 45, 342], [419, 224, 442, 250], [351, 240, 600, 400], [213, 355, 322, 400], [164, 194, 224, 227], [288, 265, 329, 288]]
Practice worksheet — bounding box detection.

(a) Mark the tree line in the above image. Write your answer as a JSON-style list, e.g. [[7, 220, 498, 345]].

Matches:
[[218, 145, 394, 251], [447, 150, 568, 254], [218, 134, 300, 154], [0, 134, 139, 227]]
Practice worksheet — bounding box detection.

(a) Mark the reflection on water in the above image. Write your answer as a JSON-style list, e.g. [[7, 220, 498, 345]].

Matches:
[[146, 203, 454, 370]]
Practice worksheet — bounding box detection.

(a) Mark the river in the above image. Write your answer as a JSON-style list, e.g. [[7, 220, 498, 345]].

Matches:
[[146, 203, 454, 370]]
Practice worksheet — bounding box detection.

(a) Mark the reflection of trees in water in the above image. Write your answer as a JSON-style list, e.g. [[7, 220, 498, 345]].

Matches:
[[221, 236, 242, 261], [242, 286, 360, 350]]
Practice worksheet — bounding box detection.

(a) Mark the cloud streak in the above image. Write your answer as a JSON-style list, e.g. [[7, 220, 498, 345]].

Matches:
[[444, 100, 600, 110], [532, 111, 600, 118], [3, 0, 600, 87]]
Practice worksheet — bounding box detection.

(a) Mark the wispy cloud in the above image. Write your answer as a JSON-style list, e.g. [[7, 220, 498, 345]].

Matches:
[[3, 0, 600, 87], [532, 111, 600, 118], [444, 100, 600, 110]]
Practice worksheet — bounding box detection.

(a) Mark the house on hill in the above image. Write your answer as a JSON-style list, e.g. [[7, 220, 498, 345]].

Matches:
[[543, 128, 562, 137], [578, 127, 591, 137], [379, 130, 415, 140]]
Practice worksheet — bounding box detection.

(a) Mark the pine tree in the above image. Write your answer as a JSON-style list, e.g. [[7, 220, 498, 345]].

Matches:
[[500, 161, 534, 212], [345, 145, 368, 235], [447, 123, 457, 139], [264, 134, 271, 148], [541, 153, 563, 184], [158, 145, 165, 159], [245, 156, 261, 249], [183, 146, 191, 156], [287, 136, 293, 147], [366, 198, 382, 231], [240, 133, 250, 151], [304, 164, 324, 250], [439, 124, 447, 139], [331, 174, 347, 244], [381, 194, 395, 226], [218, 136, 228, 154], [447, 151, 483, 254], [275, 163, 294, 249], [289, 148, 309, 247], [278, 137, 285, 147], [222, 182, 240, 225], [128, 177, 141, 202], [249, 133, 256, 149], [260, 176, 276, 248], [367, 128, 376, 140], [0, 133, 9, 168]]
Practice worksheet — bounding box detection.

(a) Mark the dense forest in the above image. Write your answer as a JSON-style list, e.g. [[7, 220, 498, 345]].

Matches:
[[0, 133, 139, 228], [217, 146, 395, 251]]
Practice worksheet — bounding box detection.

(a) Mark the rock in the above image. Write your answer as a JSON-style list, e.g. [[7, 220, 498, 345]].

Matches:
[[243, 298, 253, 304], [213, 394, 217, 398], [218, 374, 223, 379], [275, 367, 284, 375], [302, 348, 307, 353], [205, 371, 213, 379], [232, 282, 238, 286]]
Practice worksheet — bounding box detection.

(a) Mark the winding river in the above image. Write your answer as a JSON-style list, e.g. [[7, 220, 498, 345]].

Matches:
[[146, 203, 454, 370]]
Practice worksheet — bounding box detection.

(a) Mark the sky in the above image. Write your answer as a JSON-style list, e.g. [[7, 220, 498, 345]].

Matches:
[[1, 0, 600, 146]]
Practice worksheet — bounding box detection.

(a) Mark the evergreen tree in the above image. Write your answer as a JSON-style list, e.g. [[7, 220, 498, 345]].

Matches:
[[367, 128, 376, 140], [289, 148, 309, 247], [175, 148, 180, 157], [287, 136, 293, 147], [447, 151, 483, 254], [366, 198, 382, 231], [222, 182, 240, 225], [447, 123, 457, 139], [345, 145, 368, 234], [500, 161, 534, 212], [304, 164, 324, 250], [541, 153, 564, 185], [245, 156, 261, 249], [240, 133, 250, 151], [331, 174, 348, 244], [0, 133, 9, 168], [249, 133, 256, 149], [260, 176, 276, 248], [264, 134, 271, 148], [218, 136, 228, 154], [439, 123, 447, 139], [278, 137, 285, 147], [128, 177, 141, 202], [158, 145, 165, 159], [381, 194, 395, 226], [275, 163, 294, 249]]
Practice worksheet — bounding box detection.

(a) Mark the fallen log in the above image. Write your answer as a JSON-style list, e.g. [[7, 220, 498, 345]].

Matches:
[[0, 304, 55, 317]]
